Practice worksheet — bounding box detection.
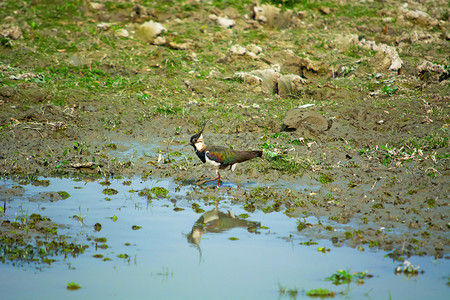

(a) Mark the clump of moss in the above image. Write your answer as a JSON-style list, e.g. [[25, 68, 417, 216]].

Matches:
[[94, 237, 107, 243], [137, 187, 169, 199], [150, 187, 169, 198], [306, 288, 335, 297], [102, 188, 118, 195], [57, 191, 71, 199], [319, 173, 334, 184], [67, 282, 81, 290]]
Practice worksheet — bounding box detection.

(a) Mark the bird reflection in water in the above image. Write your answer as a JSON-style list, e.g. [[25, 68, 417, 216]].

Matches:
[[187, 207, 261, 259]]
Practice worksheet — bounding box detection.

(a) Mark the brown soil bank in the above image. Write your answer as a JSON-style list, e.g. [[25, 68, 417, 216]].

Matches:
[[0, 0, 448, 258]]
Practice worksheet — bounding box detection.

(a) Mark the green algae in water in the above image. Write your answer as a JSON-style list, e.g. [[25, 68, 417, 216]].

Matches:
[[131, 225, 142, 230], [94, 237, 107, 243], [66, 282, 81, 291], [262, 206, 274, 213], [306, 288, 335, 297], [98, 244, 108, 249], [94, 223, 102, 231], [57, 191, 70, 199], [150, 187, 169, 198], [138, 187, 169, 199], [326, 269, 373, 285], [102, 188, 118, 195]]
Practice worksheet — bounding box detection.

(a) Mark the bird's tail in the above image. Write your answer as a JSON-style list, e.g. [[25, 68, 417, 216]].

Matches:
[[238, 150, 263, 162]]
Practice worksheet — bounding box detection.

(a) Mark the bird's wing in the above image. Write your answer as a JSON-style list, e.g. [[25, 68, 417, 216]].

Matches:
[[205, 146, 236, 165]]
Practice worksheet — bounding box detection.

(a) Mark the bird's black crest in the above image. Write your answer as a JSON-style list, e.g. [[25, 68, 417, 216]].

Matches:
[[190, 120, 209, 146]]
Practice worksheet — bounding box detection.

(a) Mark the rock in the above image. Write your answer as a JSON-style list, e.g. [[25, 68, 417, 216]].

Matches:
[[333, 34, 359, 50], [417, 61, 444, 74], [417, 60, 448, 81], [90, 2, 105, 10], [115, 28, 129, 38], [167, 41, 190, 50], [277, 74, 306, 97], [246, 44, 262, 54], [282, 109, 331, 133], [0, 86, 16, 98], [359, 39, 403, 72], [152, 36, 169, 45], [280, 49, 329, 77], [319, 7, 331, 15], [209, 15, 235, 28], [136, 21, 166, 42], [234, 72, 263, 86], [96, 23, 111, 31], [230, 44, 247, 56], [402, 8, 438, 27], [252, 4, 293, 29], [250, 65, 281, 93], [234, 65, 306, 97], [229, 44, 262, 58], [0, 25, 22, 40]]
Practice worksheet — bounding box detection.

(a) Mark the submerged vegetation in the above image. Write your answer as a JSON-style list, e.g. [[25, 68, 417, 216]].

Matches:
[[325, 269, 373, 285], [0, 213, 87, 266]]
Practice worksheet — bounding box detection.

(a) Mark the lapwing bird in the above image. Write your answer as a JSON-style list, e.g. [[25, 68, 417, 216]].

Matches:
[[189, 125, 263, 187]]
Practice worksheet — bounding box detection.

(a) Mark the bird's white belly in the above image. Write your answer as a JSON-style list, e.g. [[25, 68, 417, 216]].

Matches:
[[205, 152, 221, 168]]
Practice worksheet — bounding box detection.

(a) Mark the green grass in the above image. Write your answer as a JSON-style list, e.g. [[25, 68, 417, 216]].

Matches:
[[318, 173, 334, 184], [406, 128, 449, 150], [262, 151, 311, 175]]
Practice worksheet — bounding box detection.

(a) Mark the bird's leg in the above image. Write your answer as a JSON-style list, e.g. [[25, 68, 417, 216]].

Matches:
[[196, 169, 221, 187]]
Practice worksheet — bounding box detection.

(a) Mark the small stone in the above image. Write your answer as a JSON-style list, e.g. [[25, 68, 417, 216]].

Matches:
[[97, 23, 111, 31], [209, 15, 235, 28], [246, 44, 262, 54], [319, 7, 331, 15], [90, 2, 105, 10], [115, 28, 129, 38], [230, 44, 247, 55]]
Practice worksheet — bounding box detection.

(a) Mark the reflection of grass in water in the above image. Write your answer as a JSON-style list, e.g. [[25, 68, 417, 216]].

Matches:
[[156, 267, 173, 279], [278, 283, 298, 298]]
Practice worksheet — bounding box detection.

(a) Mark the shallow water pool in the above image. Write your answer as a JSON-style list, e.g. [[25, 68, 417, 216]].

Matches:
[[0, 176, 448, 300]]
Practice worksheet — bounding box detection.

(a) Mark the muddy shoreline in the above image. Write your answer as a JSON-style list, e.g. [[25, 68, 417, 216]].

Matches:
[[0, 0, 449, 260]]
